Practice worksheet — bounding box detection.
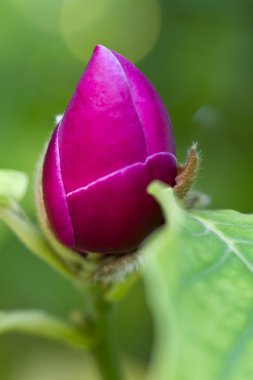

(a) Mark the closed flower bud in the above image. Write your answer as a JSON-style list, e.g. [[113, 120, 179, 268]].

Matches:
[[40, 45, 177, 255]]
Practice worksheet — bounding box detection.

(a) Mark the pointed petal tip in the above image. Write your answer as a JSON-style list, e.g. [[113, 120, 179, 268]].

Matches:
[[89, 45, 115, 68], [93, 44, 111, 56]]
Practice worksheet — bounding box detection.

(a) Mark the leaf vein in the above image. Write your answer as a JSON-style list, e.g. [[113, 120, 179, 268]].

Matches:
[[191, 214, 253, 274]]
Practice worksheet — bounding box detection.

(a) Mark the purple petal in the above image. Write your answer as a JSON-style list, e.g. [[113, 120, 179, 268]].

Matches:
[[112, 50, 176, 155], [42, 127, 75, 247], [58, 45, 149, 194], [66, 153, 177, 254]]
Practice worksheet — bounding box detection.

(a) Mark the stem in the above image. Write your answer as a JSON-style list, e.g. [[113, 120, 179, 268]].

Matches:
[[0, 201, 74, 279], [0, 310, 93, 349], [91, 303, 123, 380]]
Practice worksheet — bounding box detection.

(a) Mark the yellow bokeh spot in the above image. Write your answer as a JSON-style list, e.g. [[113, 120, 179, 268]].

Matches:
[[60, 0, 162, 63]]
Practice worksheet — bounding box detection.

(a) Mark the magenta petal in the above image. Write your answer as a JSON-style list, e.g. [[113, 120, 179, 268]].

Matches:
[[112, 50, 176, 155], [41, 45, 178, 255], [58, 45, 148, 194], [42, 127, 75, 247], [66, 153, 177, 254]]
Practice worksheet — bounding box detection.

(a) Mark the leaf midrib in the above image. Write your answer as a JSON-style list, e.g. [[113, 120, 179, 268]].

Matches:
[[191, 213, 253, 274]]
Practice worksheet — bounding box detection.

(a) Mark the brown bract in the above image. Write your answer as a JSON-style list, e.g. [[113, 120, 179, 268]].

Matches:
[[174, 143, 200, 199]]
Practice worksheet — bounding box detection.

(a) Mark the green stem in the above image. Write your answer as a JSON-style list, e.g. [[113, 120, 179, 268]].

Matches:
[[91, 303, 123, 380], [0, 200, 74, 279]]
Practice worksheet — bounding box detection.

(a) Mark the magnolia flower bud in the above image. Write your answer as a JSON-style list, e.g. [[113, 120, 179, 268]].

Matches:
[[40, 45, 177, 255]]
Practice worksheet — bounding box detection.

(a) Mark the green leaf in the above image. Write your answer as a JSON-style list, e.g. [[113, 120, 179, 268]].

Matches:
[[0, 169, 78, 281], [0, 200, 74, 280], [0, 310, 94, 348], [144, 181, 253, 380], [0, 170, 28, 203]]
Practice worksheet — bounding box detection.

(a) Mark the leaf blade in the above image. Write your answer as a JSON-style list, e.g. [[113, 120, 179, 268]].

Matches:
[[144, 182, 253, 380], [0, 170, 28, 202]]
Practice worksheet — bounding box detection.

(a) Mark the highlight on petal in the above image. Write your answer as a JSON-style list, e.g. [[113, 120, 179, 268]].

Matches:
[[112, 50, 176, 155], [42, 128, 75, 248], [58, 45, 148, 194]]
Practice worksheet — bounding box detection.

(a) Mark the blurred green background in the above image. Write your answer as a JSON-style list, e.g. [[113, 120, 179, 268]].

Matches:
[[0, 0, 252, 378]]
